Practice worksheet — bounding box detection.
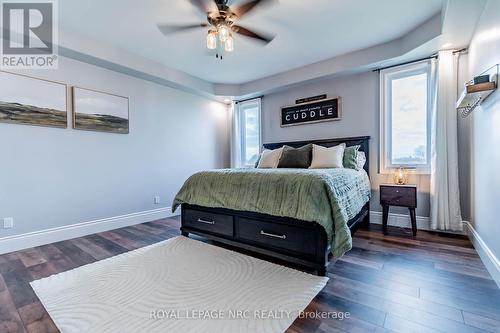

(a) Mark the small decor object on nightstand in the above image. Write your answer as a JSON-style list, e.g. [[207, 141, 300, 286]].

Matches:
[[380, 184, 417, 237], [393, 167, 409, 185]]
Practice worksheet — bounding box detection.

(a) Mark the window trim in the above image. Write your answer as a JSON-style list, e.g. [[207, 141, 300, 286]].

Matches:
[[380, 61, 432, 174], [237, 98, 262, 168]]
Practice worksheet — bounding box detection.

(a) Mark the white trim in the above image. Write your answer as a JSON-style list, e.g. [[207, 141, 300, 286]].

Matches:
[[379, 169, 432, 176], [236, 98, 262, 168], [379, 60, 432, 173], [463, 221, 500, 288], [370, 210, 431, 230], [0, 207, 179, 255], [370, 210, 467, 235]]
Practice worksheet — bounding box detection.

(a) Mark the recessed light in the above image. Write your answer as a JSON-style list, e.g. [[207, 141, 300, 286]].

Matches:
[[442, 42, 453, 48]]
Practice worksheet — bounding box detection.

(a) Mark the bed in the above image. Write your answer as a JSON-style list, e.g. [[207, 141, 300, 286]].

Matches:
[[172, 136, 371, 276]]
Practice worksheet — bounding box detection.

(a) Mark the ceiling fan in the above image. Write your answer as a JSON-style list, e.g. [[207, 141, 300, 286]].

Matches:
[[157, 0, 276, 59]]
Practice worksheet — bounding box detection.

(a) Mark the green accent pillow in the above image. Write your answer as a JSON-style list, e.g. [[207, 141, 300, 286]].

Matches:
[[343, 145, 361, 170], [277, 144, 312, 168]]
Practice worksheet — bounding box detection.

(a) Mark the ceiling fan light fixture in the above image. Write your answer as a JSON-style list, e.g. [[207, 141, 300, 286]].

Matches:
[[159, 0, 277, 59], [218, 24, 230, 42], [207, 30, 217, 49], [224, 34, 234, 52]]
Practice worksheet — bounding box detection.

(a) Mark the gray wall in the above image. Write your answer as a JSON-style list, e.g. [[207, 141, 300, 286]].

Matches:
[[0, 56, 229, 238], [464, 0, 500, 262], [261, 71, 431, 218]]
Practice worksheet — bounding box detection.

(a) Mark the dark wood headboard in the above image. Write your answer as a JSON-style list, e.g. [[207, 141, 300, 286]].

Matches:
[[262, 136, 370, 175]]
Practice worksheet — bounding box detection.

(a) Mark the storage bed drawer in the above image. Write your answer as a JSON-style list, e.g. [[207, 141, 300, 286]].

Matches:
[[235, 217, 318, 256], [183, 208, 233, 237]]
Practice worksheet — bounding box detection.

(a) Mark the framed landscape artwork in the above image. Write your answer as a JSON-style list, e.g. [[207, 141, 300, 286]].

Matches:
[[72, 87, 129, 134], [0, 71, 67, 128]]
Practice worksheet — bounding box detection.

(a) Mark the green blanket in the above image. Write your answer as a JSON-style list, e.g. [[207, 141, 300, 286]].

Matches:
[[172, 168, 371, 257]]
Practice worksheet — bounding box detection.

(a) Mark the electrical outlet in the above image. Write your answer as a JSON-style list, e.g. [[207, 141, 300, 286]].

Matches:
[[154, 196, 161, 205], [3, 217, 13, 229]]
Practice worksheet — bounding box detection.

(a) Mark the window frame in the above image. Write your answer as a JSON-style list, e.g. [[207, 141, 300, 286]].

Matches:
[[237, 98, 262, 168], [379, 61, 432, 174]]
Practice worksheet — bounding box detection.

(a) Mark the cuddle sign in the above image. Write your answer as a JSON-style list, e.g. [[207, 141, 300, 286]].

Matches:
[[281, 97, 341, 127]]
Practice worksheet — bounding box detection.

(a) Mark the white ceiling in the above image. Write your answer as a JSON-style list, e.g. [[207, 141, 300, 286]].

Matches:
[[59, 0, 445, 85]]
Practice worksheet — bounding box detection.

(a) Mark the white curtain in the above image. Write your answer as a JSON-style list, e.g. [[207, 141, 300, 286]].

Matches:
[[229, 102, 242, 168], [430, 50, 463, 231]]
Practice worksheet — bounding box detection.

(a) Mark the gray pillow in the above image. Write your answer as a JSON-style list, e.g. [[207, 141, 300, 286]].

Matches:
[[277, 144, 312, 168]]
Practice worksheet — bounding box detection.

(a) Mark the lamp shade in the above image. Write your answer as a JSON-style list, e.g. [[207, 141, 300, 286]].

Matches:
[[207, 31, 217, 49], [218, 25, 230, 42], [393, 167, 409, 185], [224, 35, 234, 52]]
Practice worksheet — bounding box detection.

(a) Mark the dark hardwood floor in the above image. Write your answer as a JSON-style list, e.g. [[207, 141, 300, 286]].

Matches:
[[0, 218, 499, 333]]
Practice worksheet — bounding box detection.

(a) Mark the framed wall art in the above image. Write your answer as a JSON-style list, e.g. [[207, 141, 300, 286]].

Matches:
[[0, 71, 67, 128], [72, 87, 129, 134], [281, 97, 341, 127]]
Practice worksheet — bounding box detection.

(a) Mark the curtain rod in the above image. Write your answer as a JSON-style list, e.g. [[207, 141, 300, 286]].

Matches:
[[373, 48, 468, 72], [373, 55, 437, 72], [235, 95, 264, 104]]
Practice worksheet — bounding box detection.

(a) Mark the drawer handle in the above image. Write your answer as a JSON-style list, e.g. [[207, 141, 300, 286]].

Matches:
[[260, 230, 287, 240], [197, 218, 215, 225]]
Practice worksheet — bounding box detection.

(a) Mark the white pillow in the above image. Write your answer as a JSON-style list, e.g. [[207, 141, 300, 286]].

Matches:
[[309, 143, 346, 169], [357, 151, 367, 170], [257, 147, 283, 168]]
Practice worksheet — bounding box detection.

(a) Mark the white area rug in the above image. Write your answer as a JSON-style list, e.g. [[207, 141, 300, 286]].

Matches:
[[31, 236, 328, 333]]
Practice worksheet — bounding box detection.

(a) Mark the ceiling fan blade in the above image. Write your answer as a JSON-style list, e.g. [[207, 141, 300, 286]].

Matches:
[[157, 23, 208, 35], [232, 25, 275, 43], [230, 0, 275, 18], [189, 0, 219, 15]]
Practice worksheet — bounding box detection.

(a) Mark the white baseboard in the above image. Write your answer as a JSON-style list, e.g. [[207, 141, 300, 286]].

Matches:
[[370, 210, 431, 230], [0, 207, 180, 255], [370, 211, 467, 235], [463, 221, 500, 288]]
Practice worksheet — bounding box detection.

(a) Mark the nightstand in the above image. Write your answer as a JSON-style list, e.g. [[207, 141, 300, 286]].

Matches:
[[380, 184, 417, 237]]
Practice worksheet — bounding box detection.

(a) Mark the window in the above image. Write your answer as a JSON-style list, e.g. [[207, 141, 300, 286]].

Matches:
[[236, 99, 261, 167], [380, 61, 432, 173]]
